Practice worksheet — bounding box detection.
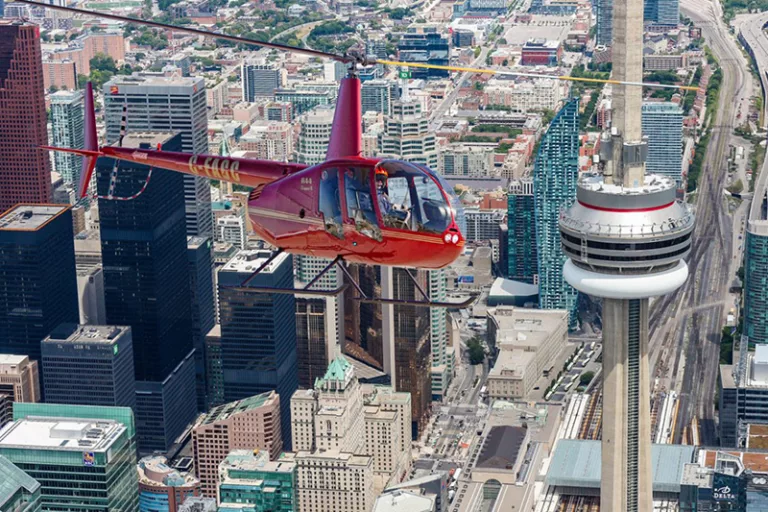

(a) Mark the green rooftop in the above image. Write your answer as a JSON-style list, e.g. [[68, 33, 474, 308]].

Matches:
[[314, 355, 352, 389], [201, 392, 275, 425]]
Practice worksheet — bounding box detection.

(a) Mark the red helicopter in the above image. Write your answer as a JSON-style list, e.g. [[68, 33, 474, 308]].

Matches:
[[18, 0, 696, 306]]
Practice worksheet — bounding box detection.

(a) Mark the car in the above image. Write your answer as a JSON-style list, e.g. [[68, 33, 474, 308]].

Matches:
[[533, 386, 540, 390]]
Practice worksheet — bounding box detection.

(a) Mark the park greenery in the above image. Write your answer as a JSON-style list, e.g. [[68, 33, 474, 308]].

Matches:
[[467, 337, 485, 365]]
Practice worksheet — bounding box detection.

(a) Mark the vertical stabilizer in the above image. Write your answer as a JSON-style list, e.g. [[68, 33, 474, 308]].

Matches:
[[326, 76, 362, 159]]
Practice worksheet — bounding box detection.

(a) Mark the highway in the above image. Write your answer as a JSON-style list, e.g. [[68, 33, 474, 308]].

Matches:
[[646, 0, 746, 446]]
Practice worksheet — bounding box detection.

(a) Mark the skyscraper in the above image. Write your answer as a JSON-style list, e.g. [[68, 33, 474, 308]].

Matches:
[[103, 76, 213, 238], [295, 107, 334, 165], [0, 22, 51, 212], [534, 98, 579, 328], [507, 178, 537, 284], [596, 0, 613, 46], [0, 354, 40, 404], [188, 236, 215, 410], [397, 31, 449, 80], [242, 61, 283, 101], [0, 405, 138, 511], [378, 101, 438, 169], [428, 269, 452, 401], [50, 90, 84, 186], [41, 324, 136, 409], [0, 455, 42, 512], [559, 0, 695, 505], [745, 220, 768, 345], [644, 0, 679, 25], [642, 102, 684, 186], [0, 205, 78, 360], [97, 132, 197, 452], [217, 249, 298, 449]]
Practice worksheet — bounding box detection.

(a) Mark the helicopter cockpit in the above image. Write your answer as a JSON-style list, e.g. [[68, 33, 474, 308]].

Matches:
[[317, 160, 459, 242]]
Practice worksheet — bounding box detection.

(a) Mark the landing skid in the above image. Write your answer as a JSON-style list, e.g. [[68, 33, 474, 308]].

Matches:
[[230, 249, 477, 308]]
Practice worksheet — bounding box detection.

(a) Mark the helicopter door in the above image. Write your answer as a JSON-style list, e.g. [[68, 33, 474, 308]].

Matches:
[[343, 167, 382, 242], [319, 168, 343, 239]]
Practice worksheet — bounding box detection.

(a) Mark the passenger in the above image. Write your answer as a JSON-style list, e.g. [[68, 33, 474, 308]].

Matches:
[[375, 168, 391, 215]]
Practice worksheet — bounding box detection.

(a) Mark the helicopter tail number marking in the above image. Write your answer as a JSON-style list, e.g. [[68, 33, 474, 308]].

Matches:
[[188, 155, 241, 183]]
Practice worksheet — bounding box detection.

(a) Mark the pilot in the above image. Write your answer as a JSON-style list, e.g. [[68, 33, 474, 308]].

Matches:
[[375, 168, 391, 215]]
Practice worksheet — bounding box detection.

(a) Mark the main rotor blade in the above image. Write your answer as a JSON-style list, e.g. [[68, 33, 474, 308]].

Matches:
[[376, 59, 699, 91], [12, 0, 354, 64]]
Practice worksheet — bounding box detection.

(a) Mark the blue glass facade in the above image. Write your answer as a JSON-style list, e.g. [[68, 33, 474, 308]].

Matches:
[[596, 0, 613, 46], [534, 99, 579, 328], [0, 206, 78, 361], [217, 251, 298, 450], [188, 236, 215, 411], [507, 180, 537, 283], [745, 223, 768, 345], [97, 132, 197, 452], [644, 0, 679, 25], [642, 102, 683, 186]]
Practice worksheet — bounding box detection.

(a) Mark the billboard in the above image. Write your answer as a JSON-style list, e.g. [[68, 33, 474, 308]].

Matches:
[[458, 276, 474, 284], [83, 452, 95, 467]]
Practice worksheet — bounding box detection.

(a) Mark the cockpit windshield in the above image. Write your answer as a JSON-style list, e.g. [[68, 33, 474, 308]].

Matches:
[[373, 160, 454, 235]]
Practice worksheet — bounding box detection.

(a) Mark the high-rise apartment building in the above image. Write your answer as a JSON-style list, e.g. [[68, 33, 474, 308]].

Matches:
[[361, 79, 399, 115], [378, 101, 438, 169], [0, 406, 138, 511], [463, 207, 505, 241], [596, 0, 612, 46], [397, 31, 449, 80], [217, 215, 246, 249], [242, 62, 283, 101], [50, 90, 84, 186], [41, 324, 136, 409], [507, 178, 537, 283], [97, 132, 197, 452], [191, 391, 283, 497], [0, 455, 42, 512], [428, 270, 452, 401], [534, 98, 579, 328], [0, 205, 78, 359], [103, 76, 213, 238], [188, 236, 216, 411], [218, 450, 297, 512], [0, 354, 40, 403], [218, 249, 297, 449], [138, 456, 202, 512], [642, 102, 683, 186], [644, 0, 679, 25], [295, 106, 334, 165], [745, 220, 768, 345], [0, 22, 51, 212]]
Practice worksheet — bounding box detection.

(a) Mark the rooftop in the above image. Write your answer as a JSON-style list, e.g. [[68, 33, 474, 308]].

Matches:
[[0, 455, 40, 508], [476, 425, 527, 470], [0, 205, 69, 232], [105, 74, 204, 89], [489, 278, 539, 298], [487, 307, 567, 347], [546, 440, 695, 493], [220, 450, 296, 477], [222, 249, 290, 275], [197, 391, 277, 426], [578, 173, 676, 195], [489, 350, 536, 379], [121, 132, 177, 149], [44, 324, 128, 344], [0, 418, 125, 453], [0, 355, 31, 372], [138, 455, 199, 488], [373, 490, 436, 512]]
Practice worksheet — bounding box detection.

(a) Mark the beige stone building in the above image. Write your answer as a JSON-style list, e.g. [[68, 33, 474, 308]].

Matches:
[[192, 391, 282, 497], [295, 450, 374, 512], [0, 354, 40, 403], [486, 308, 568, 399]]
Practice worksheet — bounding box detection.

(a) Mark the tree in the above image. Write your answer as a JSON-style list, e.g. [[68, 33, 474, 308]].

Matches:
[[467, 337, 485, 365], [89, 53, 118, 74], [49, 85, 59, 93], [579, 371, 595, 386]]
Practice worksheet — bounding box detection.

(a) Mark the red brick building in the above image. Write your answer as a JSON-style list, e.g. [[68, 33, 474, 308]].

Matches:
[[0, 22, 52, 212]]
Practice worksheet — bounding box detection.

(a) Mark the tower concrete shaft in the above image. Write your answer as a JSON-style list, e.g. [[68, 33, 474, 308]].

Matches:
[[601, 298, 653, 512], [608, 0, 646, 188]]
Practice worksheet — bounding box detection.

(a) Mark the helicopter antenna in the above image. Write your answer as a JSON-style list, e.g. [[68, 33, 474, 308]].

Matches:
[[12, 0, 698, 91]]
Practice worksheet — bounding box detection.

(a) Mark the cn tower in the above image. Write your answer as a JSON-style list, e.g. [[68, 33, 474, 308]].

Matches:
[[559, 0, 695, 507]]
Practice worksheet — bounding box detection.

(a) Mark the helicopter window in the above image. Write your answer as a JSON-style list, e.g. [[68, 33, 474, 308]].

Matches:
[[374, 160, 452, 235], [343, 167, 382, 242], [319, 168, 343, 239]]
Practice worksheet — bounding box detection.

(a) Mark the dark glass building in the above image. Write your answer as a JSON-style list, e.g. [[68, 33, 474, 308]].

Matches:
[[343, 264, 385, 369], [397, 31, 449, 80], [98, 131, 197, 452], [0, 205, 78, 360], [507, 178, 537, 284], [188, 236, 215, 410], [296, 297, 334, 390], [41, 323, 136, 410], [217, 249, 297, 449]]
